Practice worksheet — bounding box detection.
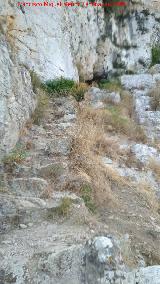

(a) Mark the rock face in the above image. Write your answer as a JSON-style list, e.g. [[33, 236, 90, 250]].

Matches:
[[2, 233, 160, 284], [0, 1, 160, 156], [121, 73, 160, 140], [87, 87, 121, 109], [0, 36, 36, 158]]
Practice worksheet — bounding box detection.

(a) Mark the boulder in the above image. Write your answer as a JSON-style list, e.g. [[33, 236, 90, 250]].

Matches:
[[131, 143, 160, 164], [87, 87, 121, 107], [121, 74, 154, 90], [7, 177, 49, 198]]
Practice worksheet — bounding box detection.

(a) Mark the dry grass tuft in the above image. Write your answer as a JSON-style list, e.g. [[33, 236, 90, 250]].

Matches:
[[148, 158, 160, 182], [95, 136, 120, 160], [148, 82, 160, 111], [120, 148, 143, 170], [55, 197, 72, 217], [31, 90, 49, 125], [78, 104, 146, 143], [70, 106, 131, 209], [120, 90, 135, 118], [69, 99, 159, 215], [136, 180, 159, 212]]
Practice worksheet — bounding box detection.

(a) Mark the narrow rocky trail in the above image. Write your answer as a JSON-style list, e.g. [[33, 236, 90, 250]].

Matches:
[[1, 73, 160, 283], [0, 96, 95, 283]]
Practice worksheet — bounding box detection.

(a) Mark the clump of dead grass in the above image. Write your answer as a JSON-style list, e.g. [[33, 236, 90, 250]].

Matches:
[[148, 82, 160, 111], [78, 105, 146, 143], [136, 180, 159, 212], [148, 158, 160, 182], [31, 90, 49, 125], [70, 106, 131, 209], [120, 90, 135, 118], [95, 136, 120, 161], [71, 105, 158, 214]]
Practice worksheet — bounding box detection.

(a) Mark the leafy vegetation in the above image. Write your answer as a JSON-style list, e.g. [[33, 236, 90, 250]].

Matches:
[[151, 45, 160, 66], [81, 184, 96, 213], [43, 78, 87, 102], [55, 197, 72, 217], [103, 0, 129, 17], [43, 78, 75, 95], [30, 74, 87, 125]]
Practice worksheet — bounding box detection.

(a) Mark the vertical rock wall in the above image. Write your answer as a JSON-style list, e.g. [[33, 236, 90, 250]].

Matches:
[[0, 0, 160, 157]]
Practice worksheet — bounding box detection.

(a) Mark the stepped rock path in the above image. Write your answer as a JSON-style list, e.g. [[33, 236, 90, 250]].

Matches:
[[0, 96, 95, 283], [1, 88, 160, 283]]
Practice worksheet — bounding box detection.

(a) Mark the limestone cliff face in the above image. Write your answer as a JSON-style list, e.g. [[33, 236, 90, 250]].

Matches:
[[0, 0, 160, 157]]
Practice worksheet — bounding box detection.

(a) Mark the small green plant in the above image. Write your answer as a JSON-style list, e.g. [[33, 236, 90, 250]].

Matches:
[[43, 78, 88, 102], [151, 45, 160, 66], [72, 83, 88, 102], [43, 78, 75, 96], [55, 197, 72, 217], [98, 79, 122, 92], [3, 144, 27, 169], [81, 184, 96, 213], [73, 88, 85, 102], [103, 0, 129, 17]]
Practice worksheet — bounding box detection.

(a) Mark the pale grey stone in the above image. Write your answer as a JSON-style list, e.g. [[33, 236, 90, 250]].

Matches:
[[131, 143, 160, 164], [149, 64, 160, 74], [7, 177, 49, 198], [102, 157, 113, 165], [19, 224, 27, 229], [121, 74, 154, 90], [88, 87, 121, 105]]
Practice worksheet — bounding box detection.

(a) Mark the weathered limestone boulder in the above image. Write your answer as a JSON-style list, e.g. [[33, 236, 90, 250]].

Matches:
[[121, 74, 160, 90], [149, 64, 160, 74], [0, 191, 83, 233], [121, 74, 154, 90], [6, 177, 49, 197], [87, 87, 121, 109], [1, 230, 160, 283], [131, 143, 160, 165], [124, 266, 160, 284]]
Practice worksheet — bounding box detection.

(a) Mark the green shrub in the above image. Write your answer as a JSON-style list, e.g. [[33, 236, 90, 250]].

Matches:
[[81, 184, 96, 213], [43, 78, 75, 96], [103, 0, 129, 16], [43, 78, 88, 102], [73, 89, 85, 102], [55, 197, 72, 217], [151, 45, 160, 66]]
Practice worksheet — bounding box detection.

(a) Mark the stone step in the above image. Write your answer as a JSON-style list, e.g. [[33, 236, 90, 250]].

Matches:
[[0, 192, 84, 234]]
